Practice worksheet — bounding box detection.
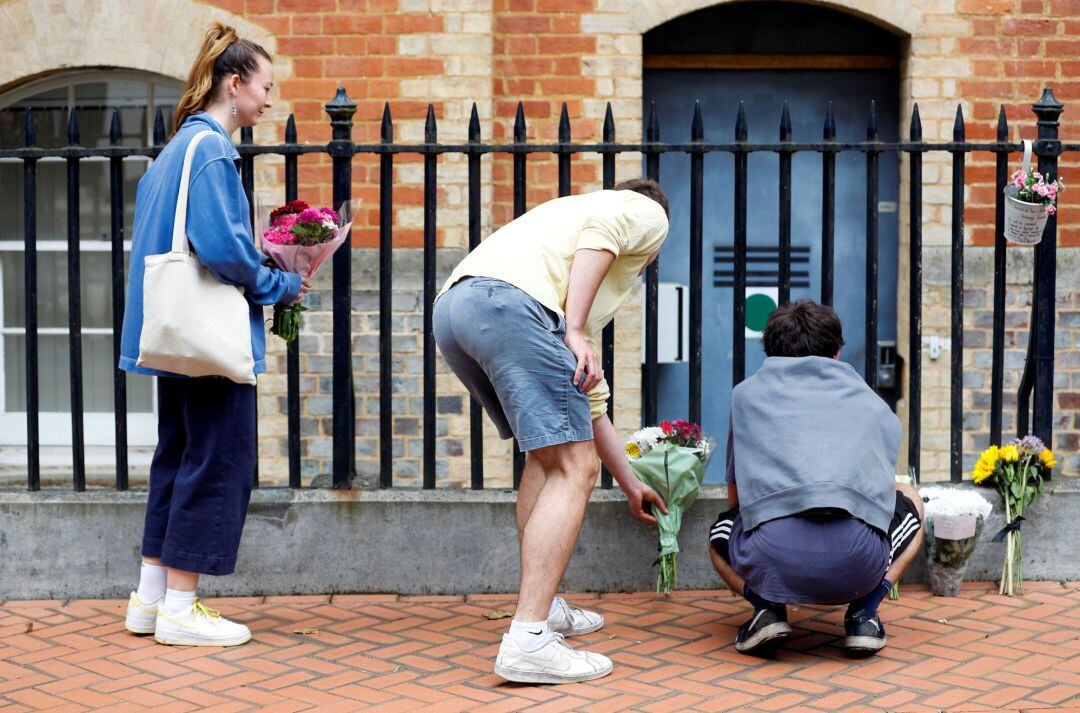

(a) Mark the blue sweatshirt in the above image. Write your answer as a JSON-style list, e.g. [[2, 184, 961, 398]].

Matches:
[[119, 113, 301, 378]]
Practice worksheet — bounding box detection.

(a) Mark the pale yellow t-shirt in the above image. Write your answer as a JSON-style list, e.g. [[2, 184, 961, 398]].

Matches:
[[438, 189, 670, 419]]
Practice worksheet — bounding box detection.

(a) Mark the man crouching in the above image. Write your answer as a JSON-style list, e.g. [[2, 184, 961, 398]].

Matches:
[[708, 300, 924, 656]]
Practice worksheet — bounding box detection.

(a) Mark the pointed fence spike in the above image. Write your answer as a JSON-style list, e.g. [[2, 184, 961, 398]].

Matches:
[[67, 107, 79, 145], [514, 102, 526, 141], [603, 102, 614, 142], [996, 104, 1008, 142], [953, 103, 965, 141], [109, 107, 122, 145], [468, 103, 480, 142], [240, 126, 253, 145], [910, 103, 922, 142], [425, 103, 437, 143], [24, 107, 36, 147], [735, 101, 747, 142], [692, 101, 704, 141], [153, 108, 166, 145], [867, 100, 878, 141], [780, 101, 792, 141], [823, 101, 835, 141], [558, 103, 570, 143], [285, 114, 297, 143], [381, 102, 393, 142], [647, 101, 660, 142]]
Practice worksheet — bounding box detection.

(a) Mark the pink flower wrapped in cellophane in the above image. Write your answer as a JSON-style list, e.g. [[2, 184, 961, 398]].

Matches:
[[256, 199, 355, 342]]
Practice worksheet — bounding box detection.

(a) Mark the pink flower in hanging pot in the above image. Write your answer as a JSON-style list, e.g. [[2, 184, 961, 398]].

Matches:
[[1046, 203, 1057, 216]]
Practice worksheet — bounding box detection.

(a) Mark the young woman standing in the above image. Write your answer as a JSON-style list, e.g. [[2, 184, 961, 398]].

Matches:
[[119, 23, 307, 646]]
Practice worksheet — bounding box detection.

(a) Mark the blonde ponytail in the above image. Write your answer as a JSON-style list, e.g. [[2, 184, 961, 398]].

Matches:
[[172, 22, 272, 135]]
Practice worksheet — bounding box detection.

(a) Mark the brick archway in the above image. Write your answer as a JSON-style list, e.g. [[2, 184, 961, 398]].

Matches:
[[620, 0, 919, 37]]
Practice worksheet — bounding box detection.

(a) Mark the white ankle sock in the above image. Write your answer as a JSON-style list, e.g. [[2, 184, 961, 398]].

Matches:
[[135, 562, 167, 604], [163, 588, 197, 617], [509, 619, 550, 652]]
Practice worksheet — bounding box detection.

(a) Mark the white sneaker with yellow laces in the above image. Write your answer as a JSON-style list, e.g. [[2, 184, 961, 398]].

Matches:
[[125, 592, 161, 634], [154, 598, 251, 647]]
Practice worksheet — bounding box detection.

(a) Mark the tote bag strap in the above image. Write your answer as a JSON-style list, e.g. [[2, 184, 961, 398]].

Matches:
[[1022, 139, 1033, 177], [170, 129, 219, 255]]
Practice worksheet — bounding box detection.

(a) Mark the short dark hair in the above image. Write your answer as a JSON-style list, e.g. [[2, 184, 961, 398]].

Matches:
[[614, 177, 669, 217], [761, 300, 845, 358]]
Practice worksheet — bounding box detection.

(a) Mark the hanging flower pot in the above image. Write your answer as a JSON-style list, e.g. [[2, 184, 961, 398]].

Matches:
[[1003, 140, 1062, 246], [920, 487, 993, 597]]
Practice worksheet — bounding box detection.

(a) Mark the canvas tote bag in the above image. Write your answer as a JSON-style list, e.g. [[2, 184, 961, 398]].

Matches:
[[137, 130, 256, 385]]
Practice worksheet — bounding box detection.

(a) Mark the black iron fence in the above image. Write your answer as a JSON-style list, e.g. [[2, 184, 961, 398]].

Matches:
[[1, 87, 1069, 491]]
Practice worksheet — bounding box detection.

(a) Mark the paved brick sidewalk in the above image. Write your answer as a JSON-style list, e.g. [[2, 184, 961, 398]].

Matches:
[[2, 582, 1080, 712]]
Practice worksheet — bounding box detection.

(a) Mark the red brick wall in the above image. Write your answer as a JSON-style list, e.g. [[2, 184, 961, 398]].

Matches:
[[959, 0, 1079, 247]]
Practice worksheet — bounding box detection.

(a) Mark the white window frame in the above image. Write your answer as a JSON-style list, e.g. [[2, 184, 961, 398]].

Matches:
[[0, 69, 183, 448]]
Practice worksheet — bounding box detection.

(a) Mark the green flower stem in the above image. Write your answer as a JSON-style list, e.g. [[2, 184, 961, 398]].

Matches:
[[271, 303, 308, 343]]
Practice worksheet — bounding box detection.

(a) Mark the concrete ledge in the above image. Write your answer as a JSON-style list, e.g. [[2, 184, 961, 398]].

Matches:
[[3, 481, 1079, 600]]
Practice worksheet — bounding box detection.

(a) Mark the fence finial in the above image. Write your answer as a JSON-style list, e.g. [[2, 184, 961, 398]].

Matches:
[[514, 102, 526, 141], [735, 101, 747, 142], [603, 102, 614, 142], [468, 103, 480, 142], [780, 101, 791, 142], [558, 103, 570, 143], [867, 100, 878, 141], [425, 103, 437, 144], [647, 101, 660, 142], [381, 102, 393, 143], [996, 105, 1008, 142], [692, 101, 704, 141], [24, 107, 35, 147], [67, 108, 79, 146], [823, 101, 835, 141], [153, 108, 166, 145], [109, 108, 121, 146], [952, 103, 965, 141], [285, 114, 297, 143], [910, 103, 922, 142]]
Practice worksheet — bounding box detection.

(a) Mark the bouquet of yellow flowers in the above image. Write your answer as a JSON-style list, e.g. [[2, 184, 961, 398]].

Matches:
[[973, 435, 1055, 596]]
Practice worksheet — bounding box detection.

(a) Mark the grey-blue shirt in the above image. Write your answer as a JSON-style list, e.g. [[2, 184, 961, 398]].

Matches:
[[726, 419, 890, 605]]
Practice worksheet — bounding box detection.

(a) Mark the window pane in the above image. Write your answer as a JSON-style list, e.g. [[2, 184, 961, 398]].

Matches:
[[0, 159, 147, 243], [0, 163, 23, 241], [154, 82, 183, 140], [2, 249, 135, 330], [74, 82, 149, 149], [3, 333, 153, 413], [0, 87, 67, 149]]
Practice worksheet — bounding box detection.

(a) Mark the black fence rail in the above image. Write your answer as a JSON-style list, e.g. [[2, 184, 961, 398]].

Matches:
[[2, 87, 1068, 491]]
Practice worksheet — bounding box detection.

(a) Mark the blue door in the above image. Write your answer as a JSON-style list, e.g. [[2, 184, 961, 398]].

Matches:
[[644, 70, 900, 482]]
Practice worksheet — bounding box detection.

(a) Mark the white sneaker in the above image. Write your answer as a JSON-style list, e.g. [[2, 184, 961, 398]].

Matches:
[[125, 592, 161, 634], [154, 598, 252, 647], [494, 631, 613, 684], [548, 597, 604, 637]]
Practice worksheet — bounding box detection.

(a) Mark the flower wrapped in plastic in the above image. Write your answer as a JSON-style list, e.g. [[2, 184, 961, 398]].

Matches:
[[972, 435, 1055, 596], [626, 420, 714, 594], [918, 486, 993, 596], [257, 199, 354, 342]]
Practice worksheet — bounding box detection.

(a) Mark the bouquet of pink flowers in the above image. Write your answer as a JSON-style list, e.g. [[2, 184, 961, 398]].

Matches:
[[260, 200, 352, 342]]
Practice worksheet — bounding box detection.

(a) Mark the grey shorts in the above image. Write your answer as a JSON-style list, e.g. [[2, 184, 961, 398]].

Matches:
[[433, 277, 593, 451]]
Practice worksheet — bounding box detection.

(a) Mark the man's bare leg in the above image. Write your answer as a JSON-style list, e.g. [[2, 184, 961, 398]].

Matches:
[[515, 440, 597, 622], [709, 549, 745, 597], [516, 456, 547, 543]]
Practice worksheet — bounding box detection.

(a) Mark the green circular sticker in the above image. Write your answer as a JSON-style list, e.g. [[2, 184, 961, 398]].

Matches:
[[745, 292, 777, 333]]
